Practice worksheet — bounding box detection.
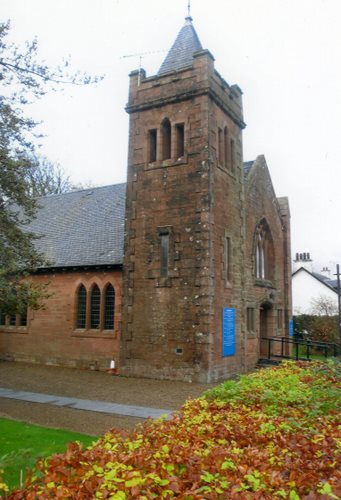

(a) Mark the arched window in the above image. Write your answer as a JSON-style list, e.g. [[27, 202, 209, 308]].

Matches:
[[90, 285, 101, 329], [256, 230, 265, 279], [76, 285, 87, 328], [104, 284, 115, 330], [255, 220, 274, 280], [161, 118, 171, 160]]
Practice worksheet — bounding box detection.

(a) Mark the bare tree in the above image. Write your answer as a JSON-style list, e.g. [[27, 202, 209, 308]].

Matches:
[[26, 156, 76, 197], [310, 295, 338, 316]]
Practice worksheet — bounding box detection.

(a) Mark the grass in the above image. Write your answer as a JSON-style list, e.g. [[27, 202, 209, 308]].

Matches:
[[0, 418, 98, 492], [296, 343, 337, 360]]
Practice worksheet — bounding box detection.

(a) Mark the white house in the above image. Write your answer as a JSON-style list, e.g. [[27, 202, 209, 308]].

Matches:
[[292, 253, 338, 315]]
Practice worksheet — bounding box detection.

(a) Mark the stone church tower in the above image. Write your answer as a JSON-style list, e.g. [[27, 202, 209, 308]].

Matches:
[[121, 16, 248, 383]]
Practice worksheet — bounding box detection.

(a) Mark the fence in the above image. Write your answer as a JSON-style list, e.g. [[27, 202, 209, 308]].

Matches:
[[260, 336, 340, 361]]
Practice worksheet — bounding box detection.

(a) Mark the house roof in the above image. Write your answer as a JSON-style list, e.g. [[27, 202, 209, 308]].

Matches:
[[292, 266, 338, 294], [26, 184, 126, 269], [158, 16, 203, 75], [328, 279, 338, 290], [312, 272, 338, 291]]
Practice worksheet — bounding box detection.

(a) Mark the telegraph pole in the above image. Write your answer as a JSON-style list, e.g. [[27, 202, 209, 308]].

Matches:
[[335, 264, 341, 347]]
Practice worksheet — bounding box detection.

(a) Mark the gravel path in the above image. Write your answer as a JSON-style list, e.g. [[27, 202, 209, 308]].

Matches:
[[0, 361, 214, 435]]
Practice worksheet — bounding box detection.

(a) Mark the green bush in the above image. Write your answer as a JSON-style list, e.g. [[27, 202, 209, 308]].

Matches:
[[4, 361, 341, 499]]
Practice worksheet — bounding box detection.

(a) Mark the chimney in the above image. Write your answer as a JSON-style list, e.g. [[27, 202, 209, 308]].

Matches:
[[293, 251, 313, 273], [320, 266, 331, 279]]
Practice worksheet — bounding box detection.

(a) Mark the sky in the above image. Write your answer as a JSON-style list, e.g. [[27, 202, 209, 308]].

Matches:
[[2, 0, 341, 271]]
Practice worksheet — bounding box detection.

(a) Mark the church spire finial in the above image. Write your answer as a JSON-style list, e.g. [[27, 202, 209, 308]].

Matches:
[[185, 0, 193, 23]]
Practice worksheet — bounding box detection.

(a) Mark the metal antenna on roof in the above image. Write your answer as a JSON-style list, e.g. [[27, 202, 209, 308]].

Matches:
[[121, 50, 166, 86]]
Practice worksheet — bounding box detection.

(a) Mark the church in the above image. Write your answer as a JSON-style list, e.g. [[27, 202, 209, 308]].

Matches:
[[0, 16, 292, 382]]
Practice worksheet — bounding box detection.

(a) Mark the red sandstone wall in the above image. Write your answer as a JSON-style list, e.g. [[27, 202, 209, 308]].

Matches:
[[244, 156, 292, 366], [208, 97, 246, 380], [0, 269, 122, 370], [122, 92, 213, 382], [121, 50, 247, 382]]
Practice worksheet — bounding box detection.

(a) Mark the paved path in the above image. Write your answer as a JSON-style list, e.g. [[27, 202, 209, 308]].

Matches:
[[0, 387, 173, 420]]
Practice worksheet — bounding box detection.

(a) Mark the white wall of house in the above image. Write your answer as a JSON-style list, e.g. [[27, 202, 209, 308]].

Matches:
[[292, 268, 338, 315]]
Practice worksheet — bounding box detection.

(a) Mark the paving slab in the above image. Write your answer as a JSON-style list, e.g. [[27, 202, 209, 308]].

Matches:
[[0, 388, 172, 420]]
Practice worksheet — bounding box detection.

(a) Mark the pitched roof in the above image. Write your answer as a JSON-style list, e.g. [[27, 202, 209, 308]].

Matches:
[[327, 279, 338, 290], [158, 16, 202, 75], [26, 184, 126, 269], [292, 267, 338, 294], [243, 160, 254, 178], [312, 272, 338, 291]]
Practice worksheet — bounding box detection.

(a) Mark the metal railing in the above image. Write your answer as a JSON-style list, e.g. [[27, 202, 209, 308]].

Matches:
[[260, 336, 340, 361]]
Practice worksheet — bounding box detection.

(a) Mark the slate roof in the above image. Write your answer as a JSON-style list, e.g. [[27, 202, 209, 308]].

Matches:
[[243, 160, 254, 178], [292, 267, 338, 294], [312, 272, 338, 291], [328, 279, 338, 290], [26, 184, 126, 269], [158, 16, 202, 75]]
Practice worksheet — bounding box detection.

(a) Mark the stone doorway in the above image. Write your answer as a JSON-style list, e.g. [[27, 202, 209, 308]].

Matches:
[[259, 302, 273, 358]]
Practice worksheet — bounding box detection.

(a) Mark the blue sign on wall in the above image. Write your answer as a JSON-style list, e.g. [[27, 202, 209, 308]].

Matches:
[[289, 319, 294, 337], [222, 307, 236, 357]]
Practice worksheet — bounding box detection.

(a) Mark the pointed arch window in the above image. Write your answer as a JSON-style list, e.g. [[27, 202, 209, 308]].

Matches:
[[90, 285, 101, 329], [75, 283, 116, 332], [104, 284, 115, 330], [161, 118, 171, 160], [256, 231, 265, 279], [255, 219, 274, 281], [76, 284, 87, 328]]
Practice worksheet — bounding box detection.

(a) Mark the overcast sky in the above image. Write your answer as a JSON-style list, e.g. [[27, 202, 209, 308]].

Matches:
[[2, 0, 341, 271]]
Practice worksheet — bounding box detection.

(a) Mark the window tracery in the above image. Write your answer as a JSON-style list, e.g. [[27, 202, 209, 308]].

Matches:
[[254, 220, 274, 281]]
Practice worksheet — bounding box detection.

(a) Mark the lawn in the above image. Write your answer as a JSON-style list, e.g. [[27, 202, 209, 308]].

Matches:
[[0, 419, 97, 492]]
